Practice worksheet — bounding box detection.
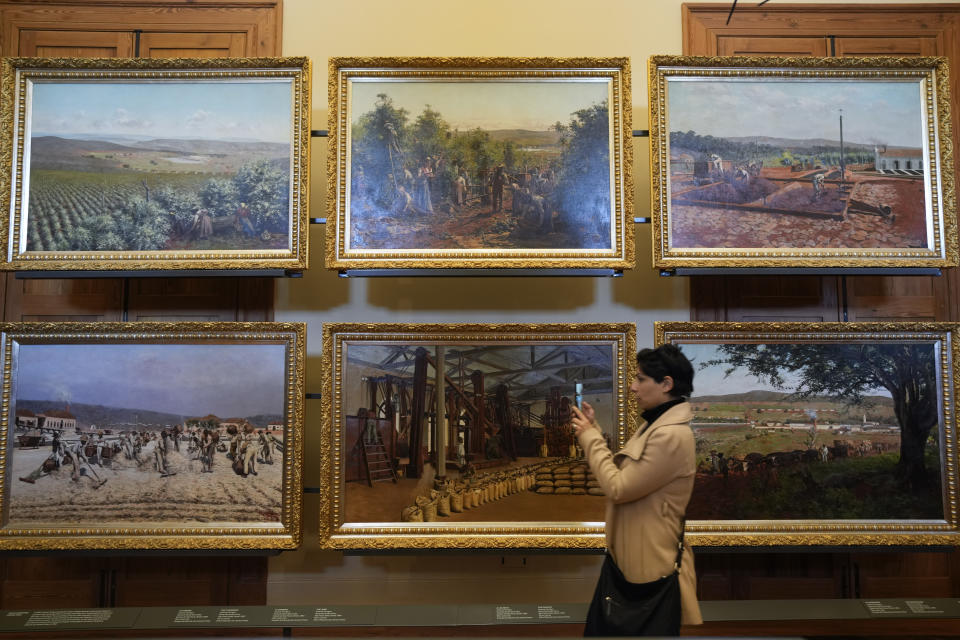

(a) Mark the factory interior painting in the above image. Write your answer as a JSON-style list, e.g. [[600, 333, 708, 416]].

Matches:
[[338, 340, 620, 525]]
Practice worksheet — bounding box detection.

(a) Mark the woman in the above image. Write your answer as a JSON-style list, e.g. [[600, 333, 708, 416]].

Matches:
[[571, 344, 702, 634]]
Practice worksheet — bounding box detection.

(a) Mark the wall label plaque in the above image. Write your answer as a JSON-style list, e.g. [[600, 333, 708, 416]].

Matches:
[[862, 600, 960, 618], [0, 609, 137, 631]]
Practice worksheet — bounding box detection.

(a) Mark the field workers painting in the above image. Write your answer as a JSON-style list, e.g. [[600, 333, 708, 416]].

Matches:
[[0, 322, 305, 550], [649, 56, 956, 268], [328, 57, 632, 269], [1, 57, 311, 270], [657, 322, 960, 546]]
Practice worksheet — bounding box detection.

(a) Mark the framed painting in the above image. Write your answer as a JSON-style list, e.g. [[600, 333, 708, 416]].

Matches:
[[327, 57, 633, 270], [319, 322, 636, 548], [0, 57, 311, 271], [649, 56, 957, 269], [0, 321, 305, 550], [656, 321, 960, 546]]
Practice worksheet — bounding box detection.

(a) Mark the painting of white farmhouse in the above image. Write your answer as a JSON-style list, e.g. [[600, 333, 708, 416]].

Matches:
[[1, 57, 310, 270], [650, 56, 956, 268], [655, 320, 960, 548]]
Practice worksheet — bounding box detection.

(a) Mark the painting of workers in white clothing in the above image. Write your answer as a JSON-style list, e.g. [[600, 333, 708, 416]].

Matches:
[[3, 326, 302, 546], [330, 58, 631, 268]]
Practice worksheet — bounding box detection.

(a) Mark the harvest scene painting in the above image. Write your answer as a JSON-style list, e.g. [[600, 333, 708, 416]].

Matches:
[[678, 340, 945, 521], [23, 79, 293, 253], [8, 343, 288, 527], [347, 79, 615, 252], [338, 341, 620, 525], [666, 78, 932, 250]]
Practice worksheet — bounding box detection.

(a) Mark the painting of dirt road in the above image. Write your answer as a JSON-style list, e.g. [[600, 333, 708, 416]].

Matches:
[[654, 64, 953, 263], [7, 341, 288, 530]]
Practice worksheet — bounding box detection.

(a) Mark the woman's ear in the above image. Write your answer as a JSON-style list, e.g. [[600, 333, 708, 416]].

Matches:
[[660, 375, 675, 394]]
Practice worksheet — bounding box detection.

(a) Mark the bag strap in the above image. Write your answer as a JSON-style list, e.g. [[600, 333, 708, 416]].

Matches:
[[673, 516, 686, 572]]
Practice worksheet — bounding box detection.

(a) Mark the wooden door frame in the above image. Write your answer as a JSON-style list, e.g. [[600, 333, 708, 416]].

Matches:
[[0, 0, 282, 57]]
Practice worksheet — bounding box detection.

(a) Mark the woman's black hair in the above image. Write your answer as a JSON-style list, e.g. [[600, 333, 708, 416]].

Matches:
[[636, 344, 694, 398]]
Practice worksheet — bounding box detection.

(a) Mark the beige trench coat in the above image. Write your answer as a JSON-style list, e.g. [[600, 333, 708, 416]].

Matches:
[[578, 402, 703, 626]]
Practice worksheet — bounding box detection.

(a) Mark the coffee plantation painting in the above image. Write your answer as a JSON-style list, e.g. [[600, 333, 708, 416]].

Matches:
[[327, 57, 632, 269], [656, 321, 960, 546], [0, 322, 305, 550], [0, 57, 311, 271], [649, 56, 956, 269]]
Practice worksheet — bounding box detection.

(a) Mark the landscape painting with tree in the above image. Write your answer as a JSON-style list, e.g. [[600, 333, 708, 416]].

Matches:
[[656, 321, 959, 546], [320, 323, 635, 549], [0, 322, 305, 550], [1, 57, 311, 270], [649, 56, 956, 268], [328, 58, 632, 269]]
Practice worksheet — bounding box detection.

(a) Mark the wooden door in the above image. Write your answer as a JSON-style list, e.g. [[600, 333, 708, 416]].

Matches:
[[0, 0, 280, 609], [683, 1, 960, 609], [0, 0, 280, 323], [684, 4, 959, 323]]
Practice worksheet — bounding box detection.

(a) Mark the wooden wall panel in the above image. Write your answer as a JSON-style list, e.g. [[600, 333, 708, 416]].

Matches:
[[113, 557, 267, 607], [0, 557, 105, 609], [834, 36, 939, 56], [854, 551, 957, 598], [690, 275, 841, 322], [716, 36, 828, 56], [3, 275, 124, 321], [16, 29, 134, 56], [140, 32, 247, 58]]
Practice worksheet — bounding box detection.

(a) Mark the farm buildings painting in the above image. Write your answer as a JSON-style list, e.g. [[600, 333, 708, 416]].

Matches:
[[23, 79, 293, 253], [678, 341, 945, 522], [666, 78, 933, 251], [338, 341, 618, 525], [8, 343, 288, 528], [347, 79, 615, 252]]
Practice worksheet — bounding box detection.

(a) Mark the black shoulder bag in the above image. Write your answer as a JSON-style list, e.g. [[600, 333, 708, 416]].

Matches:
[[583, 521, 685, 637]]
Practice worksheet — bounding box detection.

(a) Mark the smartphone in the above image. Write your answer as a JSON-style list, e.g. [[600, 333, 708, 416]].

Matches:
[[574, 381, 583, 410]]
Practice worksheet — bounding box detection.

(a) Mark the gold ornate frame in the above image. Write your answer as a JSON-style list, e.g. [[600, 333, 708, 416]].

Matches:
[[0, 57, 311, 271], [0, 322, 305, 550], [656, 321, 960, 546], [649, 55, 957, 269], [327, 57, 632, 270], [320, 322, 636, 549]]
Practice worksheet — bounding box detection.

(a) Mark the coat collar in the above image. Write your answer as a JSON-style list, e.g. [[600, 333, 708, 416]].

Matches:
[[615, 402, 693, 462]]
